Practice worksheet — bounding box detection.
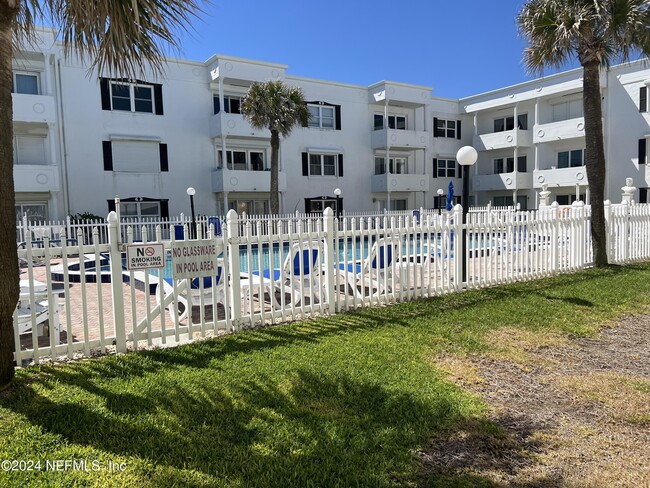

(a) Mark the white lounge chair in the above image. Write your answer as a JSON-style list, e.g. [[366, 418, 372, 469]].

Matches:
[[337, 239, 399, 298]]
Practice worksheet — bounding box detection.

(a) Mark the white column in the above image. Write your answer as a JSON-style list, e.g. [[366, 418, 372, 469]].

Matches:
[[43, 53, 53, 96], [223, 192, 229, 214], [218, 75, 227, 171]]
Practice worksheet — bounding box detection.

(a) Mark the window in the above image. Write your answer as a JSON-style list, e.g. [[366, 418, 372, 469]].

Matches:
[[492, 196, 527, 210], [120, 201, 161, 219], [391, 200, 408, 211], [12, 72, 39, 95], [100, 78, 163, 115], [434, 119, 458, 138], [374, 114, 406, 130], [640, 86, 647, 112], [15, 203, 47, 223], [557, 149, 584, 168], [493, 114, 528, 132], [305, 198, 339, 214], [213, 95, 242, 115], [104, 140, 167, 173], [13, 135, 46, 165], [309, 154, 337, 176], [640, 188, 648, 203], [302, 152, 343, 177], [229, 199, 269, 215], [437, 159, 456, 178], [375, 156, 408, 174], [218, 149, 266, 171], [552, 99, 582, 121], [308, 104, 335, 129], [493, 155, 527, 174]]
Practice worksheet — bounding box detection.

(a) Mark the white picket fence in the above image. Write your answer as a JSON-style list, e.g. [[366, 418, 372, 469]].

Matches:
[[13, 200, 650, 366]]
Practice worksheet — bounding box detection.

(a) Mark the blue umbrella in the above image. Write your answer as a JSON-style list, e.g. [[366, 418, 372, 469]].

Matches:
[[446, 182, 454, 211]]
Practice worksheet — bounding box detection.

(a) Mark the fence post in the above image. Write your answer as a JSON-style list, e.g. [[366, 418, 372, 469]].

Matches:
[[453, 204, 463, 290], [621, 200, 630, 263], [226, 209, 242, 331], [107, 212, 127, 353], [323, 207, 336, 313], [550, 202, 559, 273]]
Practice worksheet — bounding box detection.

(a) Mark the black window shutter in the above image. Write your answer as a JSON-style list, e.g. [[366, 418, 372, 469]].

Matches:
[[458, 162, 462, 176], [154, 84, 164, 115], [433, 117, 439, 137], [107, 200, 116, 212], [302, 152, 309, 176], [304, 198, 311, 212], [432, 158, 437, 178], [641, 87, 647, 112], [159, 143, 168, 171], [301, 103, 309, 127], [160, 200, 169, 219], [335, 105, 341, 130], [640, 188, 648, 203], [100, 78, 111, 110], [639, 138, 647, 165], [457, 120, 461, 140], [213, 96, 220, 115], [102, 141, 113, 171], [338, 154, 344, 177]]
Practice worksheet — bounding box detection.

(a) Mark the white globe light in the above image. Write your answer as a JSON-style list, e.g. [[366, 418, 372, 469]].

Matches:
[[186, 187, 196, 196], [456, 146, 478, 166], [334, 188, 341, 196]]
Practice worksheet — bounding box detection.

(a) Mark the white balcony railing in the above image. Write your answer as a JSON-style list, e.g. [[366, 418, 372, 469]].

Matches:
[[533, 166, 588, 188], [472, 172, 534, 192], [210, 113, 270, 139], [533, 117, 585, 144], [12, 93, 56, 124], [14, 164, 60, 192], [473, 129, 532, 151], [211, 168, 286, 193], [371, 129, 429, 150], [371, 173, 430, 193]]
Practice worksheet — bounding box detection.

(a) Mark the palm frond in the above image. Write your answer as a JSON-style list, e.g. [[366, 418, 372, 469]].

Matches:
[[241, 81, 309, 137]]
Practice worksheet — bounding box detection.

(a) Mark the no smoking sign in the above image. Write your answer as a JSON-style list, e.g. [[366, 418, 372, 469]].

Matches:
[[126, 243, 165, 270]]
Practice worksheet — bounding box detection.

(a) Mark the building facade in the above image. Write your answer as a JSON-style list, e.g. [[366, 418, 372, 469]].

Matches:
[[9, 28, 650, 223]]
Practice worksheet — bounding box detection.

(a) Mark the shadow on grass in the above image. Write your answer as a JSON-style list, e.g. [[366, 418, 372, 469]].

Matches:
[[5, 367, 475, 486]]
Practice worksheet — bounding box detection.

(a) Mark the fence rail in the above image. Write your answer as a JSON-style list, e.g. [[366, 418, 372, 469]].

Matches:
[[13, 200, 650, 366]]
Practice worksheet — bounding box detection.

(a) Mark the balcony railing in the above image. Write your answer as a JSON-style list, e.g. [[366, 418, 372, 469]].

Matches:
[[12, 93, 56, 124], [533, 166, 588, 188], [210, 113, 270, 139], [14, 164, 60, 192], [473, 128, 533, 151], [371, 128, 429, 150], [533, 117, 585, 143], [472, 172, 533, 192], [211, 168, 286, 193], [371, 173, 430, 193]]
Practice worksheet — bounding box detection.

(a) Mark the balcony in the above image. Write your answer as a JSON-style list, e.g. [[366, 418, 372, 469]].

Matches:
[[12, 93, 56, 124], [533, 166, 588, 188], [473, 129, 533, 151], [533, 117, 585, 143], [14, 164, 60, 192], [211, 168, 286, 193], [210, 113, 270, 139], [371, 129, 429, 150], [472, 172, 534, 192], [371, 173, 430, 193]]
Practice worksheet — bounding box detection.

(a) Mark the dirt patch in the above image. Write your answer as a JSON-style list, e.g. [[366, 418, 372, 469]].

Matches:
[[423, 315, 650, 487]]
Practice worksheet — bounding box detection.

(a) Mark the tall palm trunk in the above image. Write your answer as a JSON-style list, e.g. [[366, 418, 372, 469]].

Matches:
[[0, 6, 20, 390], [270, 129, 280, 215], [582, 60, 609, 267]]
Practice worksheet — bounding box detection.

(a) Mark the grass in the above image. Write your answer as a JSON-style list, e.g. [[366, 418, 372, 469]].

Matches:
[[1, 264, 650, 487]]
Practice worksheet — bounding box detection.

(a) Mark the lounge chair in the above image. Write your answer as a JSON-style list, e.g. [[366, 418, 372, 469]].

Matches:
[[15, 280, 61, 345], [250, 241, 322, 308], [337, 238, 399, 298]]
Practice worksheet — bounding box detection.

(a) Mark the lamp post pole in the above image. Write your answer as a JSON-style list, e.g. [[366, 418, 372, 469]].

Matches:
[[456, 146, 478, 285], [187, 187, 196, 239], [436, 188, 444, 215], [334, 188, 342, 219]]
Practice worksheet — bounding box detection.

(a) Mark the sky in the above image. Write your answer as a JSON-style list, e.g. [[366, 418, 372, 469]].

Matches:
[[173, 0, 578, 100]]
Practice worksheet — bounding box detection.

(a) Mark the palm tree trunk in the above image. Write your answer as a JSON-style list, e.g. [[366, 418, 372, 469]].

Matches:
[[582, 61, 609, 267], [269, 130, 280, 215], [0, 7, 20, 390]]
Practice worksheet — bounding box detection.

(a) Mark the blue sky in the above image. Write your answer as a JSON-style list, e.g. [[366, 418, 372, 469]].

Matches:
[[174, 0, 577, 99]]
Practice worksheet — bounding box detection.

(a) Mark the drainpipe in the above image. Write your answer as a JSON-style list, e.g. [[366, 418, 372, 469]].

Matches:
[[218, 72, 228, 212], [55, 57, 71, 216]]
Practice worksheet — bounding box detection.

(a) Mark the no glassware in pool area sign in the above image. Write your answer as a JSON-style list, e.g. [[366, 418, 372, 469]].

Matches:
[[126, 243, 165, 270]]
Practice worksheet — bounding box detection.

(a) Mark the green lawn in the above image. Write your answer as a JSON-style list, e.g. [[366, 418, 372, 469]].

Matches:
[[1, 265, 650, 487]]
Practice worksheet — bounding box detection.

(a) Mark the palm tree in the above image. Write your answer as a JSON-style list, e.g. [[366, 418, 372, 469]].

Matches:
[[241, 81, 310, 215], [0, 1, 204, 391], [518, 0, 650, 268]]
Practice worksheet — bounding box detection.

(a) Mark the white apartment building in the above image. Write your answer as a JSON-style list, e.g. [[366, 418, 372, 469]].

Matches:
[[9, 29, 650, 223]]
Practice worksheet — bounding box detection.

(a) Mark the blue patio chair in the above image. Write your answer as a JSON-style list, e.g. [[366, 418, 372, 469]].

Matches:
[[338, 238, 399, 298]]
